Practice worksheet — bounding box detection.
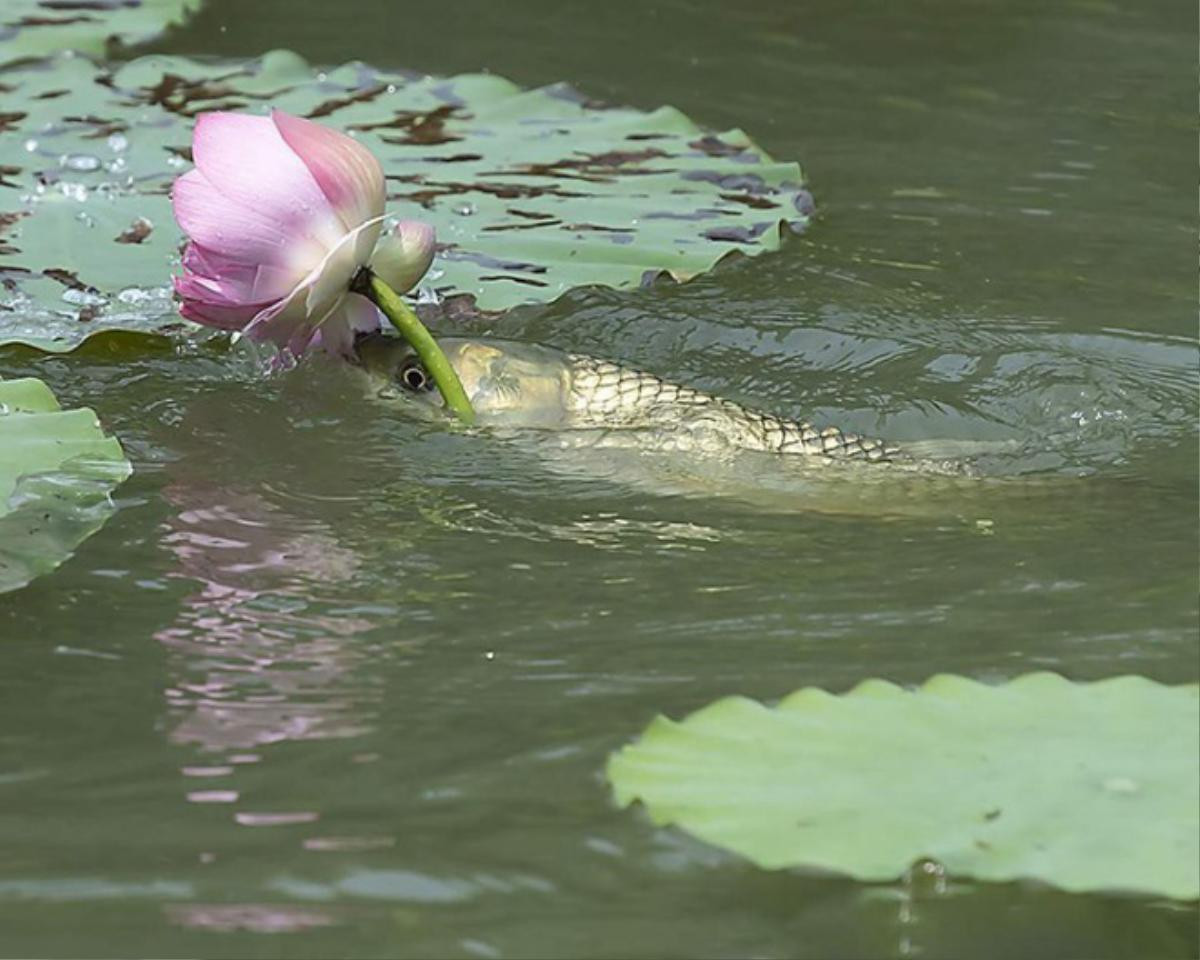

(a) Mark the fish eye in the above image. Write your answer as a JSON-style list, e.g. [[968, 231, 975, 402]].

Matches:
[[399, 359, 433, 393]]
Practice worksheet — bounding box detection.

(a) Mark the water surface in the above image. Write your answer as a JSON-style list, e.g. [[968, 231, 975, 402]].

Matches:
[[1, 2, 1196, 957]]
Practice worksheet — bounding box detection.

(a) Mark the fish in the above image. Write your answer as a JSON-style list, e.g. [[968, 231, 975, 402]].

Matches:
[[349, 335, 1131, 521], [354, 334, 909, 466]]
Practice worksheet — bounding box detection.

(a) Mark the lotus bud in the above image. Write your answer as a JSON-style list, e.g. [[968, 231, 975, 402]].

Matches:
[[370, 220, 437, 295]]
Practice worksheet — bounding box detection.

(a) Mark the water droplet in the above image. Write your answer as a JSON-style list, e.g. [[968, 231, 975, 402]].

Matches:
[[107, 133, 128, 154], [416, 284, 443, 306], [23, 139, 38, 153], [60, 182, 89, 202], [386, 84, 397, 94], [75, 211, 96, 228], [62, 153, 101, 173], [454, 202, 476, 216], [117, 286, 166, 306], [62, 288, 107, 308], [0, 403, 10, 416], [167, 154, 187, 169]]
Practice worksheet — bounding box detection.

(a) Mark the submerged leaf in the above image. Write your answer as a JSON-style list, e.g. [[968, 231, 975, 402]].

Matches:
[[608, 673, 1200, 900], [0, 50, 812, 352], [0, 377, 131, 594]]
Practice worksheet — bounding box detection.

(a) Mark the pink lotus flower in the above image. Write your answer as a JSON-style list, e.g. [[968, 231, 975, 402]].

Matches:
[[171, 110, 435, 358]]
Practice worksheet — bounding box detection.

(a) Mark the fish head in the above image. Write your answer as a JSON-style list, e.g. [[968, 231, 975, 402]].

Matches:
[[354, 334, 572, 427]]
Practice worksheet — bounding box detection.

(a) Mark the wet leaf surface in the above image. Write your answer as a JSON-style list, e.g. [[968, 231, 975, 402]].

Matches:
[[0, 0, 200, 61], [0, 49, 811, 351], [0, 375, 131, 594], [609, 673, 1200, 900]]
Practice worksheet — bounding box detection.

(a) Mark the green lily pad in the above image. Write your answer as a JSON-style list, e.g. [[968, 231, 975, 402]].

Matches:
[[0, 49, 811, 351], [0, 376, 131, 593], [0, 0, 200, 61], [608, 673, 1200, 900]]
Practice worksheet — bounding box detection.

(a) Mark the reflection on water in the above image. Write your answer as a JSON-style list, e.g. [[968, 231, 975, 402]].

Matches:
[[155, 480, 377, 755]]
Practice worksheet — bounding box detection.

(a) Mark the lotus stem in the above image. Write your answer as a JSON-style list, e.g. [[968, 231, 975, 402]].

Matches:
[[364, 274, 476, 425]]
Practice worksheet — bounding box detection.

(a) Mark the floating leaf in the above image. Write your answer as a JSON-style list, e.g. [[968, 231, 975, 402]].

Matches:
[[608, 673, 1200, 900], [0, 376, 131, 593], [0, 49, 812, 351], [0, 0, 200, 61]]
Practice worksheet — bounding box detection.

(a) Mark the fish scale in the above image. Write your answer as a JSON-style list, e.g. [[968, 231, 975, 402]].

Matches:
[[565, 354, 898, 462]]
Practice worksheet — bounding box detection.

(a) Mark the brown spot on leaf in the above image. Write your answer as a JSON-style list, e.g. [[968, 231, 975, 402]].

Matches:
[[61, 114, 128, 140], [0, 164, 21, 188], [720, 191, 779, 210], [499, 148, 670, 183], [305, 83, 391, 119], [477, 274, 549, 287], [42, 268, 97, 293], [358, 104, 463, 145], [391, 177, 590, 207], [39, 1, 139, 9], [481, 219, 561, 233], [138, 71, 269, 117], [115, 217, 153, 244], [703, 222, 771, 243], [644, 209, 722, 221], [506, 207, 555, 220], [0, 211, 25, 255], [440, 248, 547, 274], [0, 112, 27, 134], [689, 135, 750, 158], [565, 223, 634, 234], [683, 170, 770, 194], [11, 15, 97, 27]]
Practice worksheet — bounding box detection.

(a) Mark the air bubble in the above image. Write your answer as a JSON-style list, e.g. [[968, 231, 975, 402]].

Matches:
[[107, 133, 128, 153]]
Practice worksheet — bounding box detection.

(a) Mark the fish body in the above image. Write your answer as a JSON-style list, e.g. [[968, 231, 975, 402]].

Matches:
[[356, 335, 901, 464]]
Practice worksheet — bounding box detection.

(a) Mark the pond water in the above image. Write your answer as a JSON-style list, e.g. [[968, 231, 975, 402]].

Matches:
[[1, 1, 1196, 957]]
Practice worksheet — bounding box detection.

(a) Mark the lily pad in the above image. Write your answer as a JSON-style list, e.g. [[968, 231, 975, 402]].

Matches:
[[0, 376, 131, 593], [608, 673, 1200, 900], [0, 0, 200, 61], [0, 49, 812, 351]]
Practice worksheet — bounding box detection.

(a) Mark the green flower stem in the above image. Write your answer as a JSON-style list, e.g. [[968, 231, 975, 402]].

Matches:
[[365, 274, 475, 425]]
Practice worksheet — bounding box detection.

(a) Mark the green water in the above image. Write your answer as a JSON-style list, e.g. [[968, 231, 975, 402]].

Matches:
[[2, 1, 1197, 957]]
